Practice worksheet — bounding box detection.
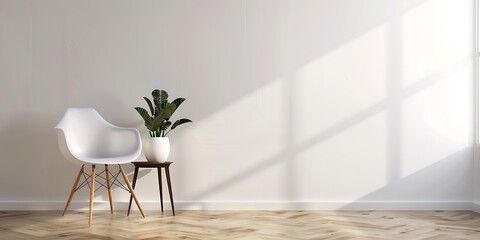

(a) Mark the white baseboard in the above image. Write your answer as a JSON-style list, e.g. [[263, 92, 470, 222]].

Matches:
[[0, 201, 474, 211], [472, 202, 480, 213]]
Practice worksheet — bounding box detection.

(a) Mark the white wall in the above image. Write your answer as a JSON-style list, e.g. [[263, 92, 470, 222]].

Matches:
[[474, 0, 480, 210], [0, 0, 475, 210]]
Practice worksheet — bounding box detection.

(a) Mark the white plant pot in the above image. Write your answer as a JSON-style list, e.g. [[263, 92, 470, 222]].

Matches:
[[144, 137, 170, 163]]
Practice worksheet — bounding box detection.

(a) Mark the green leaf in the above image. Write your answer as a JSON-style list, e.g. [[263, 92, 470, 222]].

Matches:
[[151, 116, 166, 130], [156, 103, 176, 120], [152, 89, 160, 98], [134, 107, 151, 121], [163, 102, 176, 118], [152, 89, 169, 112], [163, 98, 185, 120], [168, 98, 185, 118], [171, 118, 192, 130], [134, 107, 153, 130], [172, 98, 186, 109], [160, 90, 168, 104], [152, 89, 161, 110], [143, 97, 154, 115]]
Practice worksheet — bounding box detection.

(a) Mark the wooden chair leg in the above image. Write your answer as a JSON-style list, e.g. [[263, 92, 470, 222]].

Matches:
[[62, 165, 84, 216], [89, 165, 96, 225], [105, 165, 113, 214], [119, 165, 145, 218], [127, 166, 139, 216]]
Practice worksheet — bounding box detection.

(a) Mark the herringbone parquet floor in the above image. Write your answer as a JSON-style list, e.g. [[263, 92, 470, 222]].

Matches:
[[1, 210, 480, 239]]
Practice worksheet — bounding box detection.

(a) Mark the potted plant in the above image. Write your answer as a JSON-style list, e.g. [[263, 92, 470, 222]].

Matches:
[[135, 89, 192, 162]]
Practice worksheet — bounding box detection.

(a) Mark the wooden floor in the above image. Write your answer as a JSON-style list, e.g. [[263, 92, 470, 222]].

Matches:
[[1, 211, 480, 239]]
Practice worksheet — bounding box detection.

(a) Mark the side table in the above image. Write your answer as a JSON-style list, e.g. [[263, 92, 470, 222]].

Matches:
[[127, 161, 175, 216]]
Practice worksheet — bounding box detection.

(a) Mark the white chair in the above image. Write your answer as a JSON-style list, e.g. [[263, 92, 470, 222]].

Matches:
[[55, 108, 145, 224]]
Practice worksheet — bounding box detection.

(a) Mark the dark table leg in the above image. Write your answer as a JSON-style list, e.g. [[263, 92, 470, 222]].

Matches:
[[165, 166, 175, 216], [157, 167, 164, 213], [127, 166, 139, 216]]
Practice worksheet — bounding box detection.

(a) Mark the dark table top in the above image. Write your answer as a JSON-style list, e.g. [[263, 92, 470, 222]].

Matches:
[[131, 161, 172, 167]]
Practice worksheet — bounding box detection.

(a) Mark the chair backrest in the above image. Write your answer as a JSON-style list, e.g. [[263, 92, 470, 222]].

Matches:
[[55, 108, 141, 164]]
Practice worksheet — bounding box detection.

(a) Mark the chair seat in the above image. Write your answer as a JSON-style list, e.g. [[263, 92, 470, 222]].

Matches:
[[55, 108, 142, 166], [76, 155, 141, 165]]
